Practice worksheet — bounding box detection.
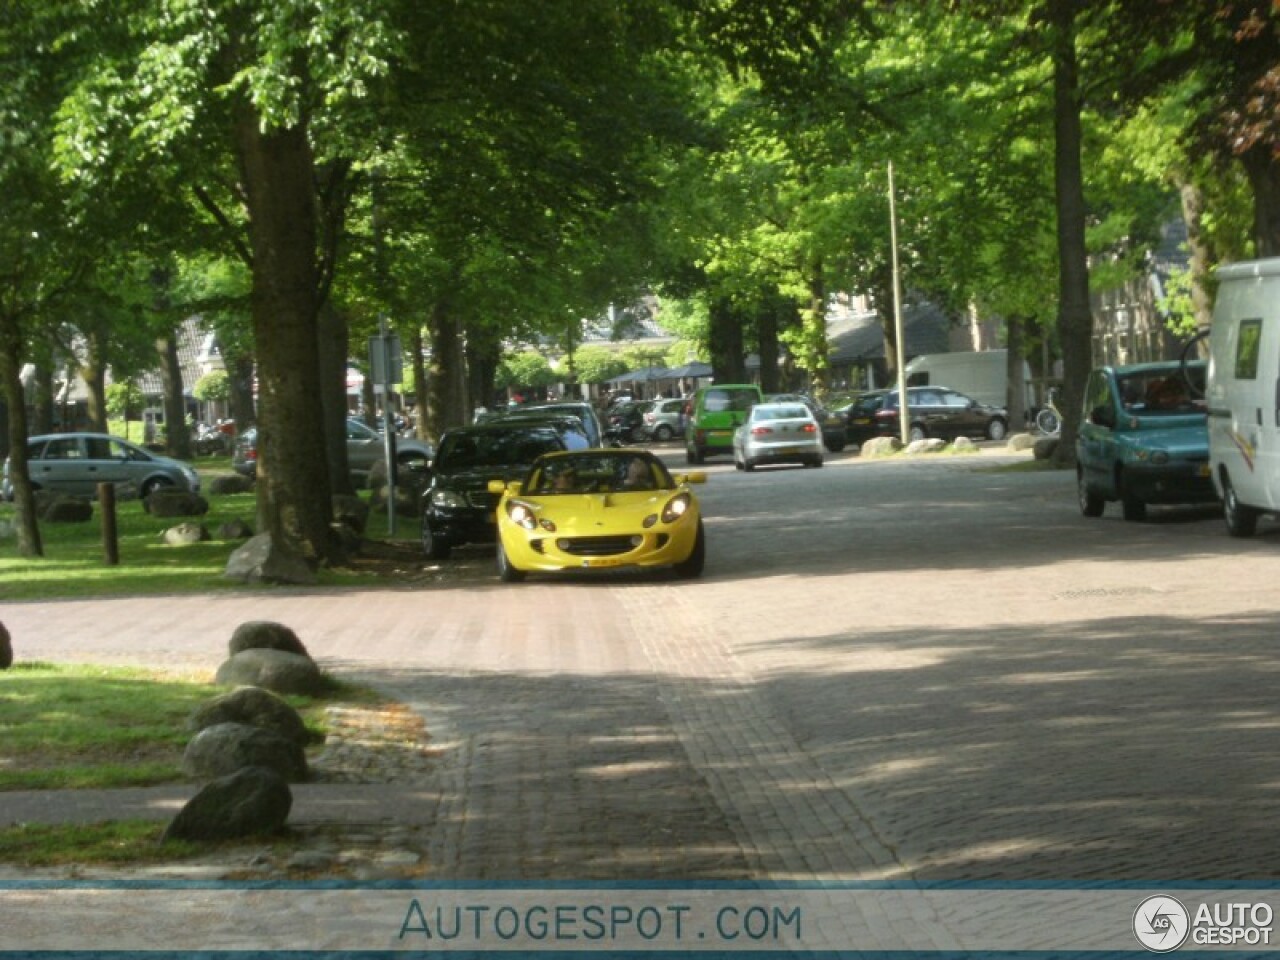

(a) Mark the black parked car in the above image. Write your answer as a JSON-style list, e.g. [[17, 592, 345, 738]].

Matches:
[[420, 422, 567, 560], [846, 387, 1008, 445]]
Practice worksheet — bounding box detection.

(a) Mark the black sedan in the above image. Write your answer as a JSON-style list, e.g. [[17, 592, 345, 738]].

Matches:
[[846, 387, 1008, 445]]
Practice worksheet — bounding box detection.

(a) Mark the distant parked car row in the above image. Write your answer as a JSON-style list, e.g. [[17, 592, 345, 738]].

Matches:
[[1, 432, 200, 501], [232, 417, 435, 486]]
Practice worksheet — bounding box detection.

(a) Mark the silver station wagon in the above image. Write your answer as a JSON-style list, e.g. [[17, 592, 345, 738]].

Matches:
[[2, 432, 200, 500]]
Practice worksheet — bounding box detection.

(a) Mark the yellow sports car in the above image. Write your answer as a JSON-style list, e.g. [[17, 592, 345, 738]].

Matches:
[[487, 449, 707, 582]]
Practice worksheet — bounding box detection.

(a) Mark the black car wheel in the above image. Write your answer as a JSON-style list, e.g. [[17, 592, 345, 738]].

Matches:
[[824, 438, 846, 453], [673, 521, 705, 579], [986, 418, 1008, 442], [1077, 468, 1104, 517], [141, 477, 174, 499], [654, 424, 673, 441], [743, 457, 756, 472], [421, 514, 452, 561], [1223, 474, 1260, 538], [908, 424, 927, 443], [496, 539, 525, 582]]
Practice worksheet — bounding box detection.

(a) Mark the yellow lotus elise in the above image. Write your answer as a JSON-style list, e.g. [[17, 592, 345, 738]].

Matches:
[[487, 449, 707, 582]]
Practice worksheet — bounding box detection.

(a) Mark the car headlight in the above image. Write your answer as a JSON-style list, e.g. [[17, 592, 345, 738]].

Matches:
[[661, 492, 692, 524], [507, 500, 539, 531], [431, 489, 468, 509]]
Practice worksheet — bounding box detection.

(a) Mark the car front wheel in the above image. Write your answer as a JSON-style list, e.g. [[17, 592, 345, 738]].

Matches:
[[654, 424, 673, 441], [421, 515, 452, 561], [1223, 475, 1260, 538], [496, 539, 525, 582], [1077, 468, 1104, 517], [986, 418, 1008, 442], [141, 477, 174, 499], [673, 521, 705, 579], [908, 424, 927, 443]]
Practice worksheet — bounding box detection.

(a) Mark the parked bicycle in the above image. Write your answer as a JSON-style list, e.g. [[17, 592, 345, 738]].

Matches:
[[1035, 388, 1062, 437]]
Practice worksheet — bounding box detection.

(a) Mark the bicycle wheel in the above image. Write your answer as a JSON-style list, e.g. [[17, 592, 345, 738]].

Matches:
[[1035, 408, 1060, 436]]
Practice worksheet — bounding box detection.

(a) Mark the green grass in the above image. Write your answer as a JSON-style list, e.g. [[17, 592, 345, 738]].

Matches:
[[0, 461, 418, 599], [0, 662, 345, 790], [0, 821, 207, 866]]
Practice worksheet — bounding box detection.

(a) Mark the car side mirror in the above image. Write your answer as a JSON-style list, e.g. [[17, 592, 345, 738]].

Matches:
[[675, 472, 707, 485], [487, 479, 509, 495]]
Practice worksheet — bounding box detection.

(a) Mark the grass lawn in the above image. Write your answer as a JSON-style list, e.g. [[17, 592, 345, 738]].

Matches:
[[0, 661, 375, 865], [0, 456, 418, 600]]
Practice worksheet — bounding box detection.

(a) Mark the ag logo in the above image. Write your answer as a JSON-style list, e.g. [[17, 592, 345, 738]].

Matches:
[[1133, 895, 1190, 952]]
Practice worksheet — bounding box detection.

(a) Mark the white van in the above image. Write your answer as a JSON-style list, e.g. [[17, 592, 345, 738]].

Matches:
[[904, 349, 1032, 410], [1206, 257, 1280, 536]]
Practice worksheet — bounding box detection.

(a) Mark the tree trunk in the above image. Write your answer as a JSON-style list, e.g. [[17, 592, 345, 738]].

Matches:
[[80, 327, 108, 433], [235, 109, 336, 563], [465, 325, 501, 418], [226, 350, 256, 430], [1179, 178, 1214, 330], [1005, 314, 1028, 430], [426, 295, 468, 439], [1240, 145, 1280, 259], [156, 330, 190, 459], [803, 270, 830, 398], [32, 362, 54, 434], [1048, 0, 1091, 470], [318, 300, 354, 496], [0, 316, 42, 556], [757, 298, 780, 394], [709, 297, 747, 382]]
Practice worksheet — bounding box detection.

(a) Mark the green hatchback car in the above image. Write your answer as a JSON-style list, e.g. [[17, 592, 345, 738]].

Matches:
[[1075, 360, 1216, 521], [685, 383, 762, 464]]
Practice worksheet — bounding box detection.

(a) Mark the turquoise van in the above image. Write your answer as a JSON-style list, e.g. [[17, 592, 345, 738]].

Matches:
[[685, 384, 762, 464]]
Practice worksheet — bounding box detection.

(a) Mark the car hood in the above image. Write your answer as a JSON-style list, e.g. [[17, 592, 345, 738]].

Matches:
[[1117, 419, 1208, 455], [435, 463, 531, 490]]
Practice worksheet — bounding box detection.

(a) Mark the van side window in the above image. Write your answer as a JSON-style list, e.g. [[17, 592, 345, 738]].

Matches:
[[703, 390, 729, 413], [1236, 318, 1263, 380]]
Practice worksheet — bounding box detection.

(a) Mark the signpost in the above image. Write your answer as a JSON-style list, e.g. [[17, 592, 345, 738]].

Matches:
[[368, 319, 402, 534]]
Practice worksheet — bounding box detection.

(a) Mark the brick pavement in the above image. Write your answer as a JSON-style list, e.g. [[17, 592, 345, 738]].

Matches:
[[5, 453, 1280, 891]]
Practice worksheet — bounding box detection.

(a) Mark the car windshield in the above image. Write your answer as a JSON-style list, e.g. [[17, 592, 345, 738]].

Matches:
[[437, 428, 563, 470], [528, 453, 673, 495], [1118, 366, 1206, 414]]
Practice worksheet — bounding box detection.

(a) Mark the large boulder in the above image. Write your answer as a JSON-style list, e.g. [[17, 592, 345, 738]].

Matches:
[[904, 438, 947, 455], [208, 474, 255, 496], [39, 496, 92, 523], [163, 522, 210, 545], [229, 621, 311, 659], [224, 533, 317, 585], [952, 436, 978, 453], [1006, 432, 1037, 452], [216, 519, 254, 540], [216, 648, 327, 696], [859, 437, 901, 458], [0, 621, 11, 670], [188, 686, 311, 746], [162, 765, 292, 843], [1033, 436, 1059, 461], [182, 721, 308, 782], [145, 490, 209, 518]]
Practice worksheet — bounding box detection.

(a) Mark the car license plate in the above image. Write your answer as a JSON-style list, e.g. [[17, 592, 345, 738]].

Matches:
[[709, 429, 732, 439], [853, 417, 870, 425], [583, 556, 623, 568]]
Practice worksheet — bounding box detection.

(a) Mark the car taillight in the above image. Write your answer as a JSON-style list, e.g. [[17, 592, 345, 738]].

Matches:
[[873, 409, 895, 419], [751, 426, 773, 435], [801, 423, 817, 433], [246, 449, 257, 460]]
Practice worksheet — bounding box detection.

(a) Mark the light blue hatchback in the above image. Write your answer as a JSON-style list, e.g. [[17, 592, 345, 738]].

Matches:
[[1076, 360, 1216, 521]]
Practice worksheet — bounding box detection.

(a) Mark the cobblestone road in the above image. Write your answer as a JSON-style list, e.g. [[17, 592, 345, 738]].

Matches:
[[7, 450, 1280, 883]]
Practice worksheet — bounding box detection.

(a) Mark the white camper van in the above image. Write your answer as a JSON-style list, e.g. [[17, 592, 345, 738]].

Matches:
[[1206, 257, 1280, 536], [904, 349, 1032, 410]]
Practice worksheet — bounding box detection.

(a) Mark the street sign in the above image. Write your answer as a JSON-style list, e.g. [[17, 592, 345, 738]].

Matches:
[[368, 333, 403, 386]]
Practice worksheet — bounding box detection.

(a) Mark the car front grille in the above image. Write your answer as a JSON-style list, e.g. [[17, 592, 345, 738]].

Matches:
[[464, 490, 497, 509], [558, 536, 638, 557]]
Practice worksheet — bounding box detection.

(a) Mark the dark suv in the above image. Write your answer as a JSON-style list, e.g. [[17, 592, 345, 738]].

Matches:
[[846, 387, 1008, 445], [420, 422, 567, 560]]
